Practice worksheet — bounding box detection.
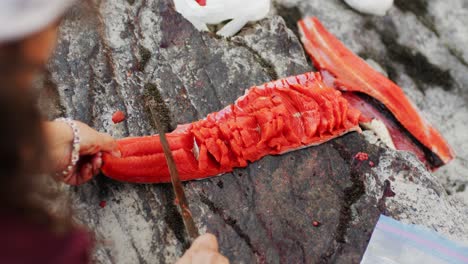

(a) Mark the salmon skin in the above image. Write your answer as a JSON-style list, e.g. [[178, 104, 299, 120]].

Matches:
[[298, 17, 454, 169], [102, 72, 361, 183]]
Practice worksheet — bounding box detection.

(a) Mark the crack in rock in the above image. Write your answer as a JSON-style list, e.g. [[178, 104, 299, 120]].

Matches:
[[228, 37, 279, 80], [199, 194, 263, 259], [363, 18, 455, 93]]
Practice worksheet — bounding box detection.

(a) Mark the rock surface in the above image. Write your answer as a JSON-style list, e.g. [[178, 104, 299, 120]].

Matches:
[[39, 0, 468, 263]]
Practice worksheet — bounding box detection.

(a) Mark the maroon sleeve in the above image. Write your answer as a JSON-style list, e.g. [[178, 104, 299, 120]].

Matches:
[[0, 214, 94, 264]]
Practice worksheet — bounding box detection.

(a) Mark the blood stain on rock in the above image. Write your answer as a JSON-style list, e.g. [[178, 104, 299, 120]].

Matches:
[[383, 180, 396, 198], [99, 201, 107, 208], [378, 180, 396, 214]]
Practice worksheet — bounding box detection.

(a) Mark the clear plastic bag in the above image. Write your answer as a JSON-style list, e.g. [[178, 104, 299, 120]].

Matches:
[[361, 215, 468, 264]]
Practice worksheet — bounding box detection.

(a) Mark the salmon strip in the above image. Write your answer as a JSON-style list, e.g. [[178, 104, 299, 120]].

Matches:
[[298, 17, 454, 168]]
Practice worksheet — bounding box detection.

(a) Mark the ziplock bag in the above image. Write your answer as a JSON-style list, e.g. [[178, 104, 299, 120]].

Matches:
[[361, 215, 468, 264]]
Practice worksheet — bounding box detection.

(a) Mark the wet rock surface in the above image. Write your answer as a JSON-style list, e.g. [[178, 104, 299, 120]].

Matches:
[[40, 0, 468, 263]]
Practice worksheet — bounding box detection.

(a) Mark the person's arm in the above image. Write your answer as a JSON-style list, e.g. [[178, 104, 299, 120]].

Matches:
[[44, 120, 120, 185], [176, 234, 229, 264]]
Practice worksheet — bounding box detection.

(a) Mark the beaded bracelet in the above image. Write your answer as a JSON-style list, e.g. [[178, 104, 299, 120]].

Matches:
[[54, 118, 81, 177]]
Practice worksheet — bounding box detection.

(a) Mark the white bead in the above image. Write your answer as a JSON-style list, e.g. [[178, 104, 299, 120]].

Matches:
[[54, 117, 81, 178]]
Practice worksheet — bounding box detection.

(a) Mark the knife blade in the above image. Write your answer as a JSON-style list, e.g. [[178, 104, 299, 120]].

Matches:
[[147, 102, 200, 242]]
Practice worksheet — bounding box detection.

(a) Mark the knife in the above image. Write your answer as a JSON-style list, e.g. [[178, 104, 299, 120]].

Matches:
[[147, 101, 200, 242]]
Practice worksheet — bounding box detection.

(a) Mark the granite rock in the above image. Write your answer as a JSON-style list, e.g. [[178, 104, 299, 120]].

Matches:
[[39, 0, 468, 263]]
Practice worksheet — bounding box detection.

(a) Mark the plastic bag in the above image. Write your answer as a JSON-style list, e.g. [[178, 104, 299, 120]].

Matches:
[[361, 215, 468, 264]]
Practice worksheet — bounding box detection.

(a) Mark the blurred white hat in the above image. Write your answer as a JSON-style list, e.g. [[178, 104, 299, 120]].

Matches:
[[0, 0, 76, 43]]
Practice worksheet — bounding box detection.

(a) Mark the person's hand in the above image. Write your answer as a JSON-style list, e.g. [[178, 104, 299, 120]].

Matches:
[[44, 120, 120, 185], [176, 234, 229, 264]]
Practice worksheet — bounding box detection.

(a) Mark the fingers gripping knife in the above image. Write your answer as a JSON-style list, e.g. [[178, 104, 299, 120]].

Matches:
[[147, 101, 200, 242]]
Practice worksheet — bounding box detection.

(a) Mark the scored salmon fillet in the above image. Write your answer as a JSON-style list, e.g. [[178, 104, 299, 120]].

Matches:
[[102, 72, 361, 183]]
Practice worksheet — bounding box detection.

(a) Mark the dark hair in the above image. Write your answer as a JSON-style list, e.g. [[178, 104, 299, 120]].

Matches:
[[0, 41, 73, 234]]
